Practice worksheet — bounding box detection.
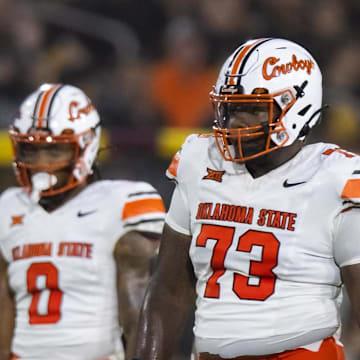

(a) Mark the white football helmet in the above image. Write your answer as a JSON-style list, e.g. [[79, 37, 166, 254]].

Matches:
[[211, 38, 323, 162], [9, 83, 101, 197]]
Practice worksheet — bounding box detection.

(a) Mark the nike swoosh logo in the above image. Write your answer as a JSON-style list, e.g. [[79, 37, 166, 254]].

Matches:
[[77, 210, 98, 217], [283, 179, 306, 188]]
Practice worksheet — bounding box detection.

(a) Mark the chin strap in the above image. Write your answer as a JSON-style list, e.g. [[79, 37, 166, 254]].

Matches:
[[30, 172, 57, 203], [298, 104, 330, 139]]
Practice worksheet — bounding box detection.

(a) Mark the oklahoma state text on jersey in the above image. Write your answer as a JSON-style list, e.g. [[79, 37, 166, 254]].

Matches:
[[0, 180, 165, 360], [165, 134, 360, 357]]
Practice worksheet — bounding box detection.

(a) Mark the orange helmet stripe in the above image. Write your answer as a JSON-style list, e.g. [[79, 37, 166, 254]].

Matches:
[[229, 38, 269, 85], [34, 84, 62, 128]]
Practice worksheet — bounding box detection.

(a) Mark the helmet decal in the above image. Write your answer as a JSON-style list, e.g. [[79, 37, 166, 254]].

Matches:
[[32, 84, 64, 129], [226, 38, 272, 87], [68, 100, 96, 122], [9, 83, 101, 198], [262, 55, 315, 80]]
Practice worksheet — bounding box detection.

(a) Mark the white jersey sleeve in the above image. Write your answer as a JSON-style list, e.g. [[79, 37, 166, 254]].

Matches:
[[337, 156, 360, 209], [165, 134, 212, 235], [334, 207, 360, 267], [0, 180, 165, 360], [121, 181, 166, 235], [166, 186, 191, 235], [323, 147, 360, 267], [0, 188, 19, 261], [332, 151, 360, 267]]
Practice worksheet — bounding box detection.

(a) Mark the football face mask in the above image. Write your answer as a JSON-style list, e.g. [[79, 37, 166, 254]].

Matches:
[[211, 38, 323, 163], [9, 84, 101, 198], [9, 128, 96, 196], [211, 88, 295, 162]]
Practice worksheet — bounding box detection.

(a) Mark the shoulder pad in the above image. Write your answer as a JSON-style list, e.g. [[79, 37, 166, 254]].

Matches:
[[0, 187, 22, 204], [165, 133, 211, 182], [121, 181, 165, 234], [321, 147, 360, 204]]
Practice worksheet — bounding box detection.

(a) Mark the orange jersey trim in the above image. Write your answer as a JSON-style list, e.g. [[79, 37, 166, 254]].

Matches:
[[167, 153, 180, 178], [198, 337, 344, 360], [341, 179, 360, 199], [122, 198, 165, 220]]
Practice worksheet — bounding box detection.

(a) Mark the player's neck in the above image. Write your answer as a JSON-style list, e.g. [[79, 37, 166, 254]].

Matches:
[[245, 140, 304, 178], [39, 182, 88, 212]]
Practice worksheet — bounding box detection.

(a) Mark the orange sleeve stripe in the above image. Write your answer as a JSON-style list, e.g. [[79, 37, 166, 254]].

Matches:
[[122, 198, 165, 220], [341, 179, 360, 199], [167, 153, 179, 178]]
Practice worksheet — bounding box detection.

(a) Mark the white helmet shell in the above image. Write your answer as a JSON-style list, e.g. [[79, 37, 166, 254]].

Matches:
[[14, 83, 100, 135], [10, 83, 101, 196], [214, 38, 323, 147]]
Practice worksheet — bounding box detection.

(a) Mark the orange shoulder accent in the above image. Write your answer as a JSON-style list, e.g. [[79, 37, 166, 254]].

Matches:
[[122, 198, 165, 220], [198, 133, 212, 138], [167, 153, 180, 178], [341, 179, 360, 199], [323, 148, 354, 158]]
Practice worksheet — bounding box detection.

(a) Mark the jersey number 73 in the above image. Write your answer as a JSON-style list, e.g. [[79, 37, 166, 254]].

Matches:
[[196, 224, 280, 301]]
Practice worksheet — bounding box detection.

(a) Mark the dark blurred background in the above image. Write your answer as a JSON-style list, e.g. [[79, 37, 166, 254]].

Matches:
[[0, 1, 359, 359]]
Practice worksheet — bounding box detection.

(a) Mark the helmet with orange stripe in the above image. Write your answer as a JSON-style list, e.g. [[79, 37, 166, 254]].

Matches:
[[9, 83, 101, 199], [210, 38, 323, 162]]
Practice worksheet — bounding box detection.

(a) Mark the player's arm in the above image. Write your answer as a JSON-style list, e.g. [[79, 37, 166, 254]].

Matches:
[[134, 223, 196, 360], [342, 263, 360, 326], [334, 207, 360, 326], [114, 230, 160, 360], [0, 252, 14, 360]]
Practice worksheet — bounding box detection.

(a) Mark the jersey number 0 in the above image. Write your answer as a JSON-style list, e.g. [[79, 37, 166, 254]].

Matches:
[[27, 262, 63, 324]]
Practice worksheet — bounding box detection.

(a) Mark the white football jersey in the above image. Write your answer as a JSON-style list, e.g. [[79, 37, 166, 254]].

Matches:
[[166, 134, 360, 357], [0, 180, 165, 360]]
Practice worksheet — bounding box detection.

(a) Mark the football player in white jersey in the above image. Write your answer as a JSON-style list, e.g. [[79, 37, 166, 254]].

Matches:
[[0, 84, 166, 360], [134, 38, 360, 360]]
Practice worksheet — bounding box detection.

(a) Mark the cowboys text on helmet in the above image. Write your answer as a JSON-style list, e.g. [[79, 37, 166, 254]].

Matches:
[[262, 54, 315, 80]]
